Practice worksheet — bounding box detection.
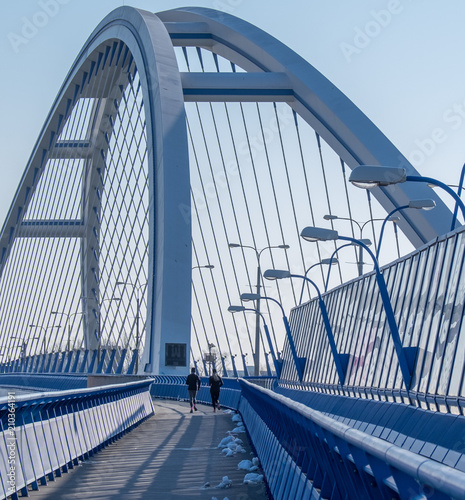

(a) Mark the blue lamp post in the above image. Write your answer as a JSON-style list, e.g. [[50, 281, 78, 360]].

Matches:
[[228, 305, 282, 378], [300, 226, 416, 389], [299, 258, 338, 304], [376, 199, 435, 259], [240, 292, 306, 381], [348, 165, 465, 229], [324, 241, 371, 292], [264, 269, 349, 385], [324, 214, 387, 276], [229, 243, 289, 376]]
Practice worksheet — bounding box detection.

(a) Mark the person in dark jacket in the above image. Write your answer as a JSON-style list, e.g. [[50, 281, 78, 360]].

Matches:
[[186, 367, 201, 413], [208, 368, 223, 412]]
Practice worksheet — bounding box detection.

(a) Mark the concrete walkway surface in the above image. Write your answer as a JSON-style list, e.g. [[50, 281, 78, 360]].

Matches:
[[24, 399, 269, 499]]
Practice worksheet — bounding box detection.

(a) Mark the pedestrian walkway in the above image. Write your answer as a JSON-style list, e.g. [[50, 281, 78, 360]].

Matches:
[[26, 399, 269, 499]]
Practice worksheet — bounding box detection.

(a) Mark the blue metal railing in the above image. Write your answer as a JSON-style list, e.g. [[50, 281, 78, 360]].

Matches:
[[0, 348, 140, 376], [150, 375, 246, 409], [0, 378, 154, 499], [282, 225, 465, 415], [238, 380, 465, 500]]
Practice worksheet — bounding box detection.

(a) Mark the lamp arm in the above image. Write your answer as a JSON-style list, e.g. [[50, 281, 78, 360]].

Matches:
[[325, 243, 352, 292], [376, 205, 408, 260], [452, 163, 465, 231], [338, 236, 380, 273], [406, 175, 465, 224]]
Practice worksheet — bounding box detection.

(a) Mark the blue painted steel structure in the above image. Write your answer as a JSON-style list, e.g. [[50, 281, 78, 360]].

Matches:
[[0, 5, 459, 380], [149, 376, 465, 499], [285, 224, 465, 415], [0, 379, 153, 499], [1, 5, 465, 499]]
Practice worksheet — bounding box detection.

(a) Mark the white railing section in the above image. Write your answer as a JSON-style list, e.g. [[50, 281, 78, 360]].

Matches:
[[0, 378, 154, 499]]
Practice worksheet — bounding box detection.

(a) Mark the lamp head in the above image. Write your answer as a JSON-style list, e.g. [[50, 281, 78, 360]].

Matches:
[[349, 165, 407, 188], [278, 244, 290, 249], [357, 238, 372, 247], [263, 269, 291, 280], [301, 226, 338, 242], [408, 199, 436, 210], [321, 258, 338, 265], [323, 214, 338, 220], [204, 264, 214, 269], [228, 243, 241, 248], [240, 293, 261, 302], [388, 216, 401, 223], [228, 305, 245, 313]]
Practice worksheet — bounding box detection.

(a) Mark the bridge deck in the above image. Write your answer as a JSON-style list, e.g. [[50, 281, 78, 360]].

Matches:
[[26, 399, 269, 499]]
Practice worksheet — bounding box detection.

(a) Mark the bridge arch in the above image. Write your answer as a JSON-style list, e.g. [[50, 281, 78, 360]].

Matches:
[[0, 6, 455, 375]]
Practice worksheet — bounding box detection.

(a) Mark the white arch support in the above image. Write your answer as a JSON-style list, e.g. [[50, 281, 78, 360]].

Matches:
[[158, 6, 455, 246], [0, 6, 457, 376], [0, 7, 191, 375]]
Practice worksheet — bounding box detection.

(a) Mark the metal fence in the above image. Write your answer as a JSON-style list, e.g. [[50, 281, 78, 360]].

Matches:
[[0, 378, 153, 499], [282, 225, 465, 414], [239, 379, 465, 500]]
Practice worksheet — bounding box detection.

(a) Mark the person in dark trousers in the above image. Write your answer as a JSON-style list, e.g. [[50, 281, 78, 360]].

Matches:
[[186, 367, 201, 413], [209, 368, 223, 412]]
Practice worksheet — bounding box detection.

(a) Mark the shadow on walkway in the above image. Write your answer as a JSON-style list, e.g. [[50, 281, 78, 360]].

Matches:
[[25, 399, 269, 499]]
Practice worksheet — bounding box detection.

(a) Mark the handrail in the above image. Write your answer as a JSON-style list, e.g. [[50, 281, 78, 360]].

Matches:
[[240, 379, 465, 499], [0, 379, 154, 499]]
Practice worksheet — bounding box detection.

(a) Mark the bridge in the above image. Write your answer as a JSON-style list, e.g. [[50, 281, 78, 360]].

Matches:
[[1, 6, 465, 499]]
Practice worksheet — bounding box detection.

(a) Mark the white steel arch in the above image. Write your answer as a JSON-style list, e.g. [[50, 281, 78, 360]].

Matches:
[[0, 6, 457, 376], [0, 7, 191, 375], [158, 6, 455, 247]]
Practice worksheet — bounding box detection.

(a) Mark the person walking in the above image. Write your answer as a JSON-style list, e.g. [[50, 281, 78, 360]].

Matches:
[[209, 368, 223, 412], [186, 367, 201, 413]]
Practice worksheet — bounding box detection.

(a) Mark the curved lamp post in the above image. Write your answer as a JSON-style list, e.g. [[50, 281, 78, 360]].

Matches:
[[301, 226, 416, 389], [324, 214, 387, 276], [348, 165, 465, 229], [240, 292, 305, 381], [324, 240, 371, 291], [228, 305, 282, 378], [375, 199, 435, 259], [264, 269, 349, 384], [300, 258, 338, 304], [229, 243, 289, 376]]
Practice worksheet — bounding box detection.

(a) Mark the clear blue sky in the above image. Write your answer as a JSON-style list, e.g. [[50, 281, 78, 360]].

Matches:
[[1, 0, 465, 225]]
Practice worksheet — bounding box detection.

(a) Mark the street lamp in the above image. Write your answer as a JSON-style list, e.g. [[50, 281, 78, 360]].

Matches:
[[324, 243, 359, 292], [301, 226, 416, 389], [348, 165, 465, 229], [50, 311, 84, 351], [376, 199, 435, 259], [228, 305, 282, 378], [240, 292, 305, 381], [81, 295, 121, 362], [264, 269, 349, 384], [192, 264, 214, 270], [300, 258, 338, 304], [229, 242, 289, 376], [29, 324, 58, 355], [324, 214, 388, 276], [116, 281, 147, 373]]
